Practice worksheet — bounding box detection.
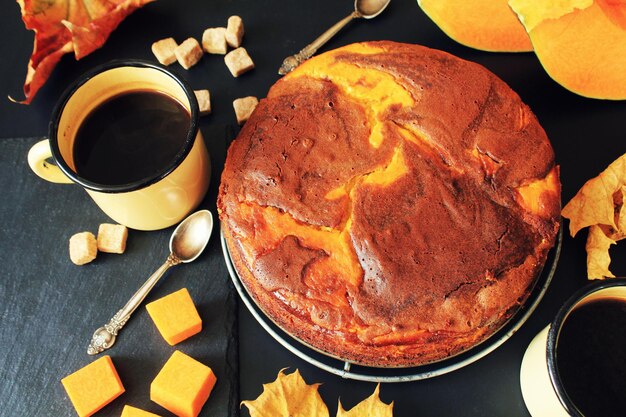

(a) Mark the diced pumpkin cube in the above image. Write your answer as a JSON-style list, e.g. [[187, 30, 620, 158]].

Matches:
[[150, 350, 217, 417], [146, 288, 202, 345], [121, 405, 162, 417], [61, 356, 125, 417]]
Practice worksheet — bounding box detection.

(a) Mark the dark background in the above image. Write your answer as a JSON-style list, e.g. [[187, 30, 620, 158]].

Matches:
[[1, 0, 626, 416]]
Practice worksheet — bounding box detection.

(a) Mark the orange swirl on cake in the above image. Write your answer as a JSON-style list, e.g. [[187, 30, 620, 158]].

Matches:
[[218, 41, 560, 366]]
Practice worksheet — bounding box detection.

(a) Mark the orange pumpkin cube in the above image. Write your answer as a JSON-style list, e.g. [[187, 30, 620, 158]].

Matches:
[[61, 355, 125, 417], [121, 405, 162, 417], [146, 288, 202, 345], [150, 350, 217, 417]]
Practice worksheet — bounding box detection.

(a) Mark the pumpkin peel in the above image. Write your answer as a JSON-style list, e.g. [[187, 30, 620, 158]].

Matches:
[[597, 0, 626, 29], [417, 0, 533, 52], [509, 0, 626, 99], [14, 0, 154, 104], [508, 0, 593, 32]]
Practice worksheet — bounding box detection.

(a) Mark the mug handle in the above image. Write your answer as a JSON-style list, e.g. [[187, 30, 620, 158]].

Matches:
[[27, 139, 73, 184]]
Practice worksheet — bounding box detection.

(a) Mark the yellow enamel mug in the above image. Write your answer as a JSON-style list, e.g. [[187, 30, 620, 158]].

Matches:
[[27, 60, 210, 230], [520, 279, 626, 417]]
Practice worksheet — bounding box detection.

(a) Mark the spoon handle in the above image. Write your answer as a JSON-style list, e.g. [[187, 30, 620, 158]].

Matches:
[[119, 253, 181, 319], [278, 11, 360, 75], [87, 253, 181, 355]]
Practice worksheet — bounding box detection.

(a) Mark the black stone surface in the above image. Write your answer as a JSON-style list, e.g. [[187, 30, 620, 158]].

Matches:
[[0, 130, 237, 417], [1, 0, 626, 416]]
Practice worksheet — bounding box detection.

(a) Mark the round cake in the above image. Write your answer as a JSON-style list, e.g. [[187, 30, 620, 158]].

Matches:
[[218, 41, 561, 367]]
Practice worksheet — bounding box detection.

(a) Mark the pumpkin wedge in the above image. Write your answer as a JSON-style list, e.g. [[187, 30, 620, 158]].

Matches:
[[509, 0, 626, 99], [418, 0, 533, 52]]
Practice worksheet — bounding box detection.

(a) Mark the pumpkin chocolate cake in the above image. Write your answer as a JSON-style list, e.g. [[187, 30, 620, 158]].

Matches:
[[218, 41, 560, 367]]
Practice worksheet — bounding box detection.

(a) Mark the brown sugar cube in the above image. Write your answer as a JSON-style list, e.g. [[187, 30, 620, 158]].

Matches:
[[69, 232, 97, 265], [224, 47, 255, 77], [233, 96, 258, 125], [175, 38, 203, 69], [97, 224, 128, 254], [151, 38, 178, 66], [225, 16, 244, 48], [194, 90, 211, 115], [201, 28, 227, 55]]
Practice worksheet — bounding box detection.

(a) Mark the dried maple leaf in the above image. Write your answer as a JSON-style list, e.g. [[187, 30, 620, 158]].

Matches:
[[562, 153, 626, 279], [15, 0, 154, 104], [614, 186, 626, 238], [562, 153, 626, 237], [337, 384, 394, 417], [586, 224, 617, 279], [241, 369, 329, 417]]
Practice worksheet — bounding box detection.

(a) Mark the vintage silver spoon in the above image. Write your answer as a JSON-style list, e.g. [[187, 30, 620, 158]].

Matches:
[[87, 209, 214, 355], [278, 0, 391, 75]]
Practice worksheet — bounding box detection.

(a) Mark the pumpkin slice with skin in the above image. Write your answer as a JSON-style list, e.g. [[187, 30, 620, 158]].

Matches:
[[417, 0, 533, 52], [509, 0, 626, 99]]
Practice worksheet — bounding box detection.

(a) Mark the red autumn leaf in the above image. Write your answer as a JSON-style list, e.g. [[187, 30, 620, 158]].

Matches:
[[14, 0, 154, 104]]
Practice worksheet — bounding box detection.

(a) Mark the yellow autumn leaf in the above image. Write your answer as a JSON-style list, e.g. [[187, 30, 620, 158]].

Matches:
[[613, 186, 626, 239], [241, 369, 329, 417], [562, 153, 626, 237], [586, 225, 616, 280], [336, 384, 393, 417]]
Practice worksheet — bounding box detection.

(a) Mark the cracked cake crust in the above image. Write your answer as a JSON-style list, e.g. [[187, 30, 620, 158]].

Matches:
[[218, 41, 561, 367]]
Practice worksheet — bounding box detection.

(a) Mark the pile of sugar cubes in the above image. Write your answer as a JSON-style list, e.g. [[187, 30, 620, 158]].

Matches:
[[151, 16, 258, 125], [69, 224, 128, 265]]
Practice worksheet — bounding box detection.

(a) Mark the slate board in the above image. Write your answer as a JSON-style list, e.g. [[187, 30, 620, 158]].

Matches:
[[0, 128, 238, 417]]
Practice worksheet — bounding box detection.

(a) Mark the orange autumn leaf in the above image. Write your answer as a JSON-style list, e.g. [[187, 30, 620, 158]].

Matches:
[[337, 384, 394, 417], [241, 369, 329, 417], [15, 0, 154, 104]]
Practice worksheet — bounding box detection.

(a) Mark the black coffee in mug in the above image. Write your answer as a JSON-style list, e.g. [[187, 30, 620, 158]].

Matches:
[[73, 90, 190, 186], [555, 297, 626, 417]]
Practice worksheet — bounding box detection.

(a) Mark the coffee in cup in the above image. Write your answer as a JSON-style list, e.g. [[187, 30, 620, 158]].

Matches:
[[520, 278, 626, 417], [27, 60, 210, 230]]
